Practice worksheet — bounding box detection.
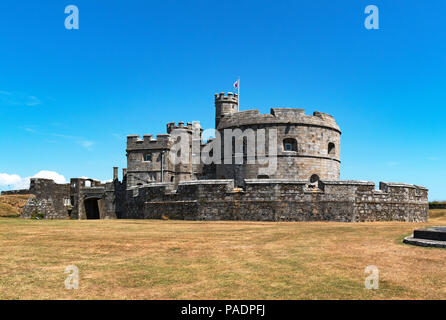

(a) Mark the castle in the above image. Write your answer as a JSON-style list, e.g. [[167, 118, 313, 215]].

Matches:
[[4, 92, 429, 222]]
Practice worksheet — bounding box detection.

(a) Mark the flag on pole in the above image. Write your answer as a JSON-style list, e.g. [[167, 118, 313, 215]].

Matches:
[[233, 78, 240, 111]]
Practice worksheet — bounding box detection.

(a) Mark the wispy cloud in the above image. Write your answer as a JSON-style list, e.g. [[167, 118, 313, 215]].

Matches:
[[21, 127, 37, 133], [52, 133, 96, 150], [0, 91, 42, 107], [20, 128, 96, 150], [80, 140, 94, 149]]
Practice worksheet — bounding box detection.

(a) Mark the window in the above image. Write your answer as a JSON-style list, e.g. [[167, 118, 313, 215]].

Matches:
[[145, 154, 152, 162], [310, 174, 320, 183], [85, 181, 91, 188], [283, 138, 297, 152], [328, 143, 335, 156], [257, 175, 269, 179]]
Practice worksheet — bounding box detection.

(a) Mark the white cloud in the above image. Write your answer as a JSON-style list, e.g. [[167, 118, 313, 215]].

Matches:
[[0, 171, 67, 190], [32, 171, 67, 184], [0, 173, 22, 186]]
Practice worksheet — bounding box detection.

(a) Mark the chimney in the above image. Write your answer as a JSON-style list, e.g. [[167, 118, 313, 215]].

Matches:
[[113, 167, 118, 181]]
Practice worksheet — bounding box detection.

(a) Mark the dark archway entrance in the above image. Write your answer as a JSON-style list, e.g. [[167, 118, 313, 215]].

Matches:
[[84, 198, 100, 219]]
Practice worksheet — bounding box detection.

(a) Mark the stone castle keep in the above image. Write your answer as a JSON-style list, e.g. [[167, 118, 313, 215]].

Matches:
[[4, 92, 429, 222]]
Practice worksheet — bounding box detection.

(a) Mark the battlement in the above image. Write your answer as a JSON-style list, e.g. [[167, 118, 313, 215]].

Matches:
[[127, 134, 173, 150], [217, 107, 340, 132], [214, 92, 238, 103], [70, 177, 103, 189], [270, 108, 306, 117], [131, 179, 427, 198], [133, 179, 429, 222], [166, 121, 194, 133], [313, 111, 335, 121]]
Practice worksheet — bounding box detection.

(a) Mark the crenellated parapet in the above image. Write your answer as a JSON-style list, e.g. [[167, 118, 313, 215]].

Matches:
[[166, 121, 195, 134], [131, 179, 429, 222], [218, 107, 340, 132], [215, 91, 238, 103], [126, 134, 173, 151], [215, 92, 239, 129]]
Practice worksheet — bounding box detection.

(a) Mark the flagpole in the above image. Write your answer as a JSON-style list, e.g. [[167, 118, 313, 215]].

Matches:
[[237, 76, 240, 112]]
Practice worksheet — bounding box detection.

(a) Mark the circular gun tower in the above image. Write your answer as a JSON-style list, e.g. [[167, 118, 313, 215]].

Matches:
[[214, 93, 341, 185]]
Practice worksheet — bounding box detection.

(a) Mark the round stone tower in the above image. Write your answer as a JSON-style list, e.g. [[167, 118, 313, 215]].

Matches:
[[214, 93, 341, 185], [215, 92, 238, 129]]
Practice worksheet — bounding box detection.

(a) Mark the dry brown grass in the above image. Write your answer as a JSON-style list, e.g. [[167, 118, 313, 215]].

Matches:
[[0, 211, 446, 300], [0, 194, 33, 217]]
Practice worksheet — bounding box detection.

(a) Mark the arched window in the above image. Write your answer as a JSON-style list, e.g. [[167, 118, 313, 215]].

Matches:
[[328, 143, 335, 156], [310, 174, 320, 183], [85, 181, 91, 188], [283, 138, 297, 152]]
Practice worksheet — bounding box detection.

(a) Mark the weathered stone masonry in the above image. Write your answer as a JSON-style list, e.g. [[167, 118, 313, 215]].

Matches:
[[9, 91, 428, 221], [127, 180, 428, 222]]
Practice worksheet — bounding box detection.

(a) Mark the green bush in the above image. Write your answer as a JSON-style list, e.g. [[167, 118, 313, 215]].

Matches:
[[31, 210, 45, 220], [429, 201, 446, 209]]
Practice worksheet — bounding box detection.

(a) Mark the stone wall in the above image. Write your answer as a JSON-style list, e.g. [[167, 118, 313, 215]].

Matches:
[[131, 179, 428, 222], [18, 177, 428, 222], [126, 134, 176, 187], [1, 189, 31, 195], [21, 179, 70, 219]]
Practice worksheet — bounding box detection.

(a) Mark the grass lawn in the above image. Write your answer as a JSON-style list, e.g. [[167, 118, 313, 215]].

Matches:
[[0, 210, 446, 300]]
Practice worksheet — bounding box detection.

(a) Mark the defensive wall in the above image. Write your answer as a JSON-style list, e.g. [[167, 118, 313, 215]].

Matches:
[[121, 179, 428, 222]]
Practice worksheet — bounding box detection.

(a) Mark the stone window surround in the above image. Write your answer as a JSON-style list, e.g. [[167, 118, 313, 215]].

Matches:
[[283, 137, 298, 152]]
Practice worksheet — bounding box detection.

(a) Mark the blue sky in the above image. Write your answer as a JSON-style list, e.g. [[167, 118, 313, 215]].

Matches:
[[0, 0, 444, 200]]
